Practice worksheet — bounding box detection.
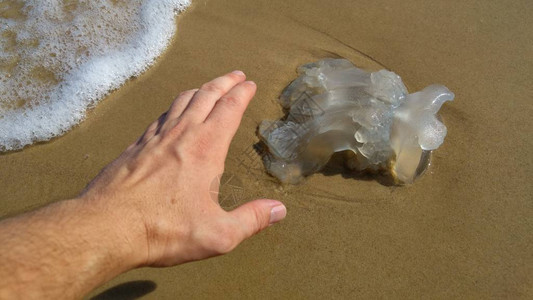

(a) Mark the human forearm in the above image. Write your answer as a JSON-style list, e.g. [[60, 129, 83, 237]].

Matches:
[[0, 198, 138, 299], [0, 71, 287, 298]]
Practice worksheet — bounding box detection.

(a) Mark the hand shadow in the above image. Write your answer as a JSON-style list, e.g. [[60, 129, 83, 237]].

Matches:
[[90, 280, 157, 300]]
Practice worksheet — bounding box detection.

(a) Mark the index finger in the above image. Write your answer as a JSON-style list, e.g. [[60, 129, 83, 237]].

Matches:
[[180, 71, 246, 124]]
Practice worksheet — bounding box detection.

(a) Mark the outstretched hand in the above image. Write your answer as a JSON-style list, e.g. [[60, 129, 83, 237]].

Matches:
[[80, 70, 286, 267], [0, 71, 286, 299]]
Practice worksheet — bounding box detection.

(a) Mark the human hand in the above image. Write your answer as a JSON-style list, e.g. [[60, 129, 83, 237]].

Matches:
[[80, 71, 286, 268]]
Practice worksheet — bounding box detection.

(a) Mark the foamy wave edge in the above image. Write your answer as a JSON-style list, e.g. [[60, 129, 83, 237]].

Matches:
[[0, 0, 191, 152]]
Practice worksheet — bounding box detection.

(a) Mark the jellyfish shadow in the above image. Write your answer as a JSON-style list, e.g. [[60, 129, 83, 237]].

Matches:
[[319, 151, 397, 186], [253, 142, 396, 186]]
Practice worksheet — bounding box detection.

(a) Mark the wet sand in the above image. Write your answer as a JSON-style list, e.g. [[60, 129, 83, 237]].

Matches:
[[1, 0, 532, 298]]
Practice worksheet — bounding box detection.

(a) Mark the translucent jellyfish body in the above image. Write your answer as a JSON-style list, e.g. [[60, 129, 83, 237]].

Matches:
[[258, 59, 454, 184]]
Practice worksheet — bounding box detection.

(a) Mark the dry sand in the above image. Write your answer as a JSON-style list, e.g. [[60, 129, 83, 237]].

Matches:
[[1, 0, 532, 298]]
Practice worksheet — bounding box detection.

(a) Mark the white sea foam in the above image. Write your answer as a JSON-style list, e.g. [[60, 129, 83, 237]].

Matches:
[[0, 0, 190, 151]]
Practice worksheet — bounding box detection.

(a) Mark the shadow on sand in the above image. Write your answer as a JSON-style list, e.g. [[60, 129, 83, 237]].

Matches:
[[91, 280, 157, 300]]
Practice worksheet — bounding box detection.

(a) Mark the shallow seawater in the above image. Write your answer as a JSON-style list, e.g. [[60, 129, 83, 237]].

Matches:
[[0, 0, 190, 151]]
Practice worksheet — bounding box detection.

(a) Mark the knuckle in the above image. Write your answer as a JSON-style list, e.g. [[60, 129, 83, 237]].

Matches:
[[216, 237, 237, 254], [220, 95, 241, 108], [250, 206, 268, 234], [166, 126, 215, 163], [165, 119, 187, 139], [170, 143, 187, 164], [205, 226, 237, 254], [172, 97, 183, 107], [201, 82, 224, 94], [227, 72, 242, 81]]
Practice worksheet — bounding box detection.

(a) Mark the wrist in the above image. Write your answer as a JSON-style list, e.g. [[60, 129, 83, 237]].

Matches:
[[76, 195, 148, 270]]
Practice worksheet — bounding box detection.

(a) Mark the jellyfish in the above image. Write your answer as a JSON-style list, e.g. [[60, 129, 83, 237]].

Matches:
[[258, 59, 454, 184]]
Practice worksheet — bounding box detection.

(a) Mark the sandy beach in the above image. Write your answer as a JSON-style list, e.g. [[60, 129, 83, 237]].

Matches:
[[1, 0, 531, 298]]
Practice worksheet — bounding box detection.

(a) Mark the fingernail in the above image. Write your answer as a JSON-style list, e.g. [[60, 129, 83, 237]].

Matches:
[[231, 70, 245, 76], [245, 80, 256, 87], [269, 204, 287, 224]]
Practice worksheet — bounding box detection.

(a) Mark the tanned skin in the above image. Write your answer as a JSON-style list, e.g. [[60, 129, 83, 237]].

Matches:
[[0, 71, 287, 299]]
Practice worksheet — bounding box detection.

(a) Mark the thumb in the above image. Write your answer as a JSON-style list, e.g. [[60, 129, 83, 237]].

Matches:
[[229, 199, 286, 240]]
